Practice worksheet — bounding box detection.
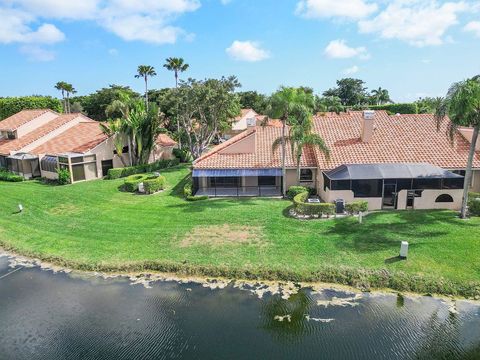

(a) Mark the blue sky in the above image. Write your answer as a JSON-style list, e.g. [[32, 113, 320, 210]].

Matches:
[[1, 0, 480, 102]]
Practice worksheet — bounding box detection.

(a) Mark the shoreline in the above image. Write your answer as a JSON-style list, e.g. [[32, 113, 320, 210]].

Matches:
[[1, 247, 479, 303]]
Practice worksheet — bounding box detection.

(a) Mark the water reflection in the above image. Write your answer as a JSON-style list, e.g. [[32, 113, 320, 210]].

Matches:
[[0, 256, 480, 360]]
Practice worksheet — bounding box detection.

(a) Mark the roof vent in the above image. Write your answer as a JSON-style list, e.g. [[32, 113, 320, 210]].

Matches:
[[363, 110, 375, 120]]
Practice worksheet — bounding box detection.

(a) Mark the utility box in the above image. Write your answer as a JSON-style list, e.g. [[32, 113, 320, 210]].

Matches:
[[335, 199, 345, 214], [138, 182, 145, 193], [400, 241, 409, 259]]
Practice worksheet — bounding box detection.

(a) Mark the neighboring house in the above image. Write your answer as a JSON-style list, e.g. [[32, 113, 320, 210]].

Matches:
[[222, 108, 282, 140], [149, 134, 178, 163], [193, 110, 480, 211], [0, 109, 177, 183]]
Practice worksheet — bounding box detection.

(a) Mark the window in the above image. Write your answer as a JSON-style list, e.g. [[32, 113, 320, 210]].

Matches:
[[70, 156, 84, 164], [7, 131, 16, 140], [442, 178, 464, 189], [323, 173, 330, 191], [452, 170, 466, 177], [258, 176, 276, 186], [331, 180, 351, 190], [352, 179, 382, 197], [40, 156, 58, 173], [71, 164, 86, 182], [412, 178, 442, 190], [435, 194, 454, 203], [210, 177, 240, 188], [113, 146, 129, 155], [300, 169, 313, 182]]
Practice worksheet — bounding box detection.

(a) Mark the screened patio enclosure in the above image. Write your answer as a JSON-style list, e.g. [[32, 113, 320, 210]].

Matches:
[[192, 168, 282, 197], [5, 153, 41, 179], [322, 163, 464, 210]]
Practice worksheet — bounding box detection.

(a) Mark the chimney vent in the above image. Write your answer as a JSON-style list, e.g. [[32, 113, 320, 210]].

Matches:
[[361, 110, 375, 143]]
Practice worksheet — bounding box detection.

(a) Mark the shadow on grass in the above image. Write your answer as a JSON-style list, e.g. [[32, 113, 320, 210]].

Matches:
[[327, 210, 473, 254], [384, 256, 404, 264], [166, 197, 263, 213]]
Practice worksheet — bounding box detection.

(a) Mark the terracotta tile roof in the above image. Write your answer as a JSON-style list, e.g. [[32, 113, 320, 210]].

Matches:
[[0, 109, 57, 131], [0, 114, 82, 156], [254, 115, 283, 128], [156, 133, 177, 147], [235, 108, 257, 121], [312, 111, 480, 170], [31, 121, 108, 155], [193, 110, 480, 171], [193, 125, 316, 169]]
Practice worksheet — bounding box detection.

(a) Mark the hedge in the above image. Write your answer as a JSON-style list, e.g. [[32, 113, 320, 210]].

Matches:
[[186, 195, 208, 201], [123, 174, 152, 192], [143, 176, 166, 194], [0, 169, 24, 182], [107, 158, 180, 179], [345, 201, 369, 214], [293, 191, 335, 217], [183, 180, 208, 201], [286, 185, 316, 199], [0, 96, 63, 120], [369, 103, 418, 115], [468, 192, 480, 216]]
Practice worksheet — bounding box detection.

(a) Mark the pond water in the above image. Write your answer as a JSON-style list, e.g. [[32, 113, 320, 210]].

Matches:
[[0, 256, 479, 360]]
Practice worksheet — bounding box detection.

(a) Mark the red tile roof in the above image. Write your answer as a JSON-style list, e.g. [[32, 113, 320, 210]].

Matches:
[[156, 133, 177, 147], [0, 114, 82, 156], [194, 125, 316, 169], [0, 109, 57, 131], [193, 110, 480, 170], [31, 121, 108, 155]]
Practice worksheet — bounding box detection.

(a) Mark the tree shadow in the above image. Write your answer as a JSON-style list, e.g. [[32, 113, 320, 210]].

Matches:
[[328, 210, 471, 254]]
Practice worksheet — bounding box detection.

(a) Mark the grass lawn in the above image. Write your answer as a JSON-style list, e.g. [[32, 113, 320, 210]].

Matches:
[[0, 164, 479, 296]]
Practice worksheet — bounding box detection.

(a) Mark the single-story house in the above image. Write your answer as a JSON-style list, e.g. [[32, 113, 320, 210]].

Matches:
[[192, 110, 480, 210], [222, 108, 282, 140], [0, 109, 177, 183]]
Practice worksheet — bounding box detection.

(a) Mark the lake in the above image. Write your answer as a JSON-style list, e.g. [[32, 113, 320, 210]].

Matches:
[[0, 255, 479, 360]]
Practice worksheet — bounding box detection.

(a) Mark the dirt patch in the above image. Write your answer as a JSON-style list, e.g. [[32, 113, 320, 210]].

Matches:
[[180, 224, 264, 248]]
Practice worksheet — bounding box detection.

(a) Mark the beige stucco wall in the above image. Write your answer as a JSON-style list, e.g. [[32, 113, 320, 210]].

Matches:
[[40, 169, 58, 180], [404, 189, 463, 210], [232, 110, 257, 131], [15, 111, 58, 138], [285, 168, 316, 189], [471, 170, 480, 192], [148, 144, 176, 163], [89, 138, 129, 178], [219, 133, 255, 154]]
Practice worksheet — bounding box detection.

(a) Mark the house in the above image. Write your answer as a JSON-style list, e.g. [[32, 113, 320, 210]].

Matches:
[[192, 110, 480, 210], [0, 109, 177, 183], [222, 108, 282, 140]]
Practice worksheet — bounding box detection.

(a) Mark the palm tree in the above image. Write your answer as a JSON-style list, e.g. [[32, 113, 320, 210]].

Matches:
[[435, 77, 480, 218], [317, 96, 344, 114], [371, 87, 391, 105], [163, 57, 189, 148], [64, 83, 76, 114], [272, 105, 330, 184], [54, 81, 68, 113], [100, 119, 128, 167], [135, 65, 157, 109], [268, 87, 316, 196]]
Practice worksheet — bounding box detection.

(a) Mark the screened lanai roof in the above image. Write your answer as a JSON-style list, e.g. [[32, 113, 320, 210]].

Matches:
[[324, 163, 463, 181]]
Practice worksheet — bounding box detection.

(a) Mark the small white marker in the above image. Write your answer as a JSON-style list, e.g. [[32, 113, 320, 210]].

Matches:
[[18, 204, 23, 212], [400, 241, 409, 259]]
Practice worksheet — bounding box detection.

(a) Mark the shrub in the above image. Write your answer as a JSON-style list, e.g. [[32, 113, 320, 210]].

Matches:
[[293, 191, 335, 217], [0, 96, 63, 120], [123, 174, 151, 192], [184, 181, 193, 198], [369, 103, 418, 115], [107, 158, 180, 179], [143, 176, 166, 194], [345, 200, 369, 214], [287, 186, 309, 199], [186, 195, 208, 201], [56, 168, 70, 185], [173, 148, 192, 163], [0, 169, 24, 182], [468, 192, 480, 216]]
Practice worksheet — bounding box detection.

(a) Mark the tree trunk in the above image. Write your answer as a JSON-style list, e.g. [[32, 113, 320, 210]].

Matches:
[[175, 71, 182, 149], [66, 92, 70, 114], [297, 156, 301, 186], [281, 119, 287, 197], [128, 135, 133, 166], [460, 125, 479, 218], [61, 90, 66, 113], [145, 77, 148, 111]]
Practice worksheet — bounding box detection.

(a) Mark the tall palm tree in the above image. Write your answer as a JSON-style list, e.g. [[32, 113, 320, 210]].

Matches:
[[54, 81, 68, 113], [163, 57, 189, 148], [100, 119, 128, 167], [268, 87, 316, 196], [135, 65, 157, 109], [371, 87, 391, 105], [105, 94, 134, 166], [64, 83, 76, 114], [272, 105, 330, 184], [435, 77, 480, 218]]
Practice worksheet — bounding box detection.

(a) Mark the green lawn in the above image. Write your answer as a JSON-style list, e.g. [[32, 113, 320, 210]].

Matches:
[[0, 164, 479, 295]]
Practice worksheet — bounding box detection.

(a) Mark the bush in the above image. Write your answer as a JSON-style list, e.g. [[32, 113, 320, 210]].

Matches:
[[345, 200, 369, 214], [184, 181, 193, 198], [468, 192, 480, 216], [369, 103, 418, 115], [56, 168, 70, 185], [107, 158, 180, 179], [0, 96, 63, 120], [287, 186, 309, 199], [0, 169, 24, 182], [123, 174, 151, 192], [143, 176, 166, 194], [186, 195, 208, 201], [173, 148, 193, 163], [293, 191, 335, 217]]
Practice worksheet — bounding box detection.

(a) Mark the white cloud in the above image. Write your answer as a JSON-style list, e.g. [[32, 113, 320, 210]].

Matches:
[[464, 21, 480, 37], [19, 45, 56, 61], [324, 39, 369, 59], [12, 0, 99, 19], [108, 48, 119, 56], [343, 65, 359, 74], [358, 0, 469, 47], [226, 40, 270, 62], [295, 0, 377, 20], [0, 8, 64, 44]]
